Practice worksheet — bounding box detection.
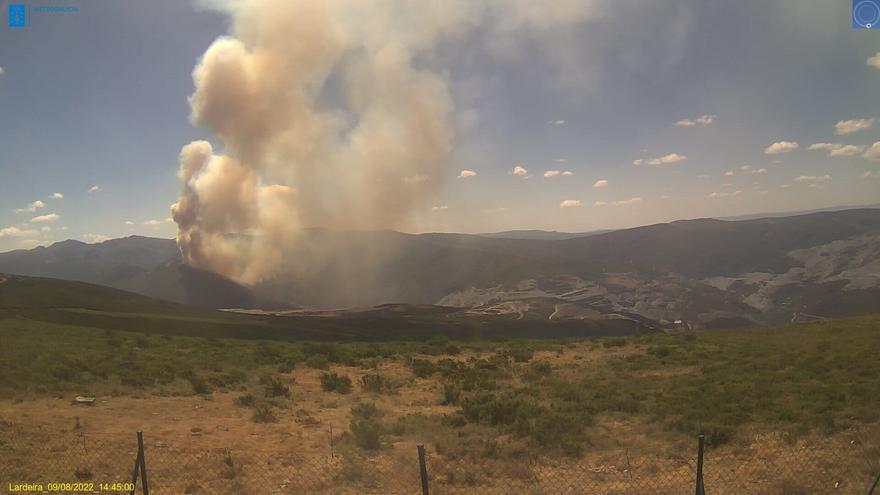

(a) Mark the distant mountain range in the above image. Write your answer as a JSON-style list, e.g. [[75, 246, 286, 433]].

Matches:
[[1, 208, 879, 329], [476, 229, 613, 240]]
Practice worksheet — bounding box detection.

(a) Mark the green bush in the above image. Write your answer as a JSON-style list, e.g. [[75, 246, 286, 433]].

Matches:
[[410, 359, 435, 378], [442, 383, 461, 405], [305, 354, 330, 370], [602, 337, 628, 348], [252, 405, 277, 423], [188, 375, 212, 394], [260, 375, 291, 398], [441, 413, 467, 428], [350, 402, 382, 450], [351, 417, 381, 450], [321, 372, 352, 394], [234, 393, 256, 407], [277, 358, 296, 373], [509, 347, 534, 363]]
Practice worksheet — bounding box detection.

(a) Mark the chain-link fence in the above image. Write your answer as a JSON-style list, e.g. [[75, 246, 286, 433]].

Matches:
[[2, 429, 879, 494]]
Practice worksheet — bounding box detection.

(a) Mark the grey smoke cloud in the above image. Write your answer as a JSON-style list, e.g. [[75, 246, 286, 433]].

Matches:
[[174, 0, 600, 284]]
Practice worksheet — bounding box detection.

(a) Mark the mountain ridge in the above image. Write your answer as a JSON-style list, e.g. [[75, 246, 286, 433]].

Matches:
[[1, 208, 879, 328]]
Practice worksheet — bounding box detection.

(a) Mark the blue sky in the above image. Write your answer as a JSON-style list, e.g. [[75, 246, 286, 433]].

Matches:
[[1, 0, 879, 252]]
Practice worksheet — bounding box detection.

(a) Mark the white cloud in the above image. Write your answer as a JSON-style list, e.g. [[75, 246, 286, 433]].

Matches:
[[431, 205, 449, 211], [165, 217, 174, 223], [483, 207, 508, 213], [0, 67, 5, 77], [793, 175, 832, 184], [592, 179, 609, 188], [764, 141, 799, 155], [544, 170, 560, 178], [561, 171, 574, 176], [696, 174, 709, 179], [457, 170, 477, 179], [739, 165, 752, 172], [402, 174, 429, 184], [779, 184, 790, 189], [808, 143, 867, 157], [827, 145, 865, 158], [751, 168, 768, 175], [31, 213, 59, 223], [867, 52, 880, 70], [708, 190, 742, 198], [594, 197, 642, 207], [124, 220, 134, 226], [0, 226, 39, 238], [143, 219, 162, 226], [559, 199, 583, 208], [863, 171, 880, 179], [14, 200, 46, 213], [60, 226, 69, 231], [49, 192, 64, 200], [510, 166, 528, 176], [675, 114, 715, 127], [88, 185, 101, 193], [636, 153, 688, 166], [864, 142, 880, 162], [554, 158, 566, 163], [547, 120, 566, 125], [834, 118, 874, 135], [40, 226, 51, 233], [82, 234, 110, 244], [724, 170, 734, 177]]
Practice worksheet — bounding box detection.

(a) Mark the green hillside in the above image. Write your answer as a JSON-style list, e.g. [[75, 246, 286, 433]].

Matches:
[[2, 271, 879, 448]]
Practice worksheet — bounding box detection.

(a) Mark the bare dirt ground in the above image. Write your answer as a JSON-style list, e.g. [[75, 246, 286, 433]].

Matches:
[[2, 349, 878, 494]]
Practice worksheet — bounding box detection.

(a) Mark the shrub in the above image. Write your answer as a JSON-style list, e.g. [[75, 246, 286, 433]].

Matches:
[[602, 337, 628, 348], [234, 393, 256, 407], [410, 359, 435, 378], [188, 375, 212, 395], [321, 372, 352, 394], [261, 375, 291, 398], [509, 347, 534, 363], [350, 404, 382, 450], [441, 413, 467, 428], [442, 383, 461, 405], [648, 345, 672, 358], [522, 361, 553, 382], [359, 374, 394, 394], [351, 402, 382, 420], [255, 344, 282, 363], [277, 358, 296, 374], [252, 405, 277, 423], [305, 354, 330, 370]]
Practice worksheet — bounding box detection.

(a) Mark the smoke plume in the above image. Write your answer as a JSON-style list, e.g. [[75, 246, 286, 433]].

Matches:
[[173, 0, 600, 285]]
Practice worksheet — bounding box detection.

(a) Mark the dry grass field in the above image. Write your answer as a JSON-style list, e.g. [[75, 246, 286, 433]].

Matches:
[[3, 316, 880, 493]]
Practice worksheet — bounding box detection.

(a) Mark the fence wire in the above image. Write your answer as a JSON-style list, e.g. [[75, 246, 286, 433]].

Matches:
[[1, 430, 878, 494]]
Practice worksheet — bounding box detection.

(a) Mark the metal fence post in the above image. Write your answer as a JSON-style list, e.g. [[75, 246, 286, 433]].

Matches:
[[417, 444, 430, 495], [137, 432, 150, 495], [129, 454, 140, 495], [695, 434, 705, 495]]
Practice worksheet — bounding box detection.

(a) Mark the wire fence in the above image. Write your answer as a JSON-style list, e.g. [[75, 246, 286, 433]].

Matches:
[[1, 429, 879, 494]]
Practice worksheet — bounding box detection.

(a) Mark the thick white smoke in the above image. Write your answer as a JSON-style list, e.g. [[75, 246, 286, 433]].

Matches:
[[173, 0, 601, 285]]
